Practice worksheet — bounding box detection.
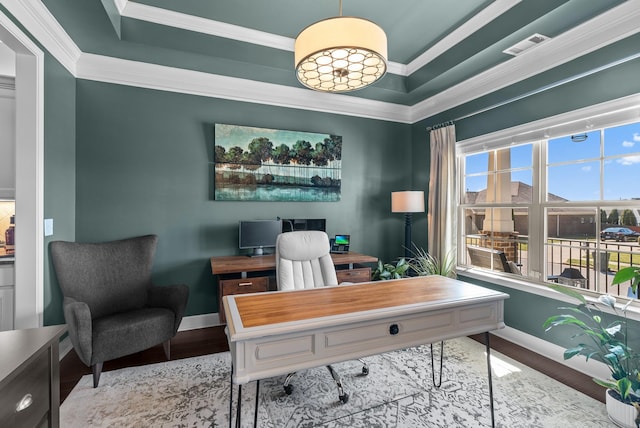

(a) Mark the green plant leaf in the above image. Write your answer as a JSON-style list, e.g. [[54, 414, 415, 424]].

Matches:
[[612, 267, 640, 286]]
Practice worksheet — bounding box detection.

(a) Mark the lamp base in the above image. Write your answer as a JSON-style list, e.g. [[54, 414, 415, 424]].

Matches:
[[404, 213, 412, 259]]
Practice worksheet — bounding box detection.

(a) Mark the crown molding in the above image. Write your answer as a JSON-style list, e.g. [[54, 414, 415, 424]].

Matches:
[[120, 1, 407, 75], [2, 0, 80, 76], [405, 0, 521, 75], [76, 53, 412, 123], [410, 0, 640, 123], [114, 0, 128, 14], [6, 0, 640, 125], [122, 1, 294, 52]]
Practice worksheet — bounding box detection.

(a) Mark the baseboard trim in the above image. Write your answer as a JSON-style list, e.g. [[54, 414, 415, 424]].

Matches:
[[177, 313, 220, 332], [493, 326, 609, 381]]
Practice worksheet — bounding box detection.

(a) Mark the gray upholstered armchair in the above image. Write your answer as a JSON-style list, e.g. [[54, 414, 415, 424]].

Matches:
[[50, 234, 189, 387]]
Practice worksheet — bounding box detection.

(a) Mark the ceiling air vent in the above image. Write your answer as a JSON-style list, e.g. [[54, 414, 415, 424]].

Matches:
[[503, 33, 550, 56]]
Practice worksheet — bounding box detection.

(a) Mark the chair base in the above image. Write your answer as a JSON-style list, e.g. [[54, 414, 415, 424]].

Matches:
[[282, 359, 368, 404]]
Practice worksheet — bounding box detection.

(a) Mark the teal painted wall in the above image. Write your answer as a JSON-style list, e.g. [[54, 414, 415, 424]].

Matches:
[[74, 80, 412, 318], [43, 56, 76, 326]]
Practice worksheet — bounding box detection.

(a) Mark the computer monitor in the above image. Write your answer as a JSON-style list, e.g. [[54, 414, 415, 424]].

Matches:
[[239, 220, 282, 256]]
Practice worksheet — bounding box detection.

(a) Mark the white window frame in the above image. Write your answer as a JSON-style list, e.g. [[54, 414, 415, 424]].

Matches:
[[455, 94, 640, 319]]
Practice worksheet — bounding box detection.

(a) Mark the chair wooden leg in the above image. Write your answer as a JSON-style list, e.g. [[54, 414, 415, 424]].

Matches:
[[92, 362, 103, 388], [163, 339, 171, 360]]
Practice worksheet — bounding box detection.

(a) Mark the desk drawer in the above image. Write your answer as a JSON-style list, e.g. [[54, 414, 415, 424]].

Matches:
[[336, 267, 370, 283], [0, 349, 50, 428], [220, 277, 269, 324]]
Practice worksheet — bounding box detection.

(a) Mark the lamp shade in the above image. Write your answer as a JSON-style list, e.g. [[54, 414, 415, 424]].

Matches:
[[294, 16, 387, 93], [391, 191, 425, 213]]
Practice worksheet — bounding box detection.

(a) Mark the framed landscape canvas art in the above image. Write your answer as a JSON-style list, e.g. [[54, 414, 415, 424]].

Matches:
[[214, 124, 342, 201]]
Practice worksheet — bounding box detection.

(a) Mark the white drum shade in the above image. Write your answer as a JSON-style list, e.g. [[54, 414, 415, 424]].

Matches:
[[294, 16, 387, 93], [392, 191, 425, 213]]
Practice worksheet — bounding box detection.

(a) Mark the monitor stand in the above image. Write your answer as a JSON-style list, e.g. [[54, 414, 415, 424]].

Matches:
[[247, 247, 264, 257]]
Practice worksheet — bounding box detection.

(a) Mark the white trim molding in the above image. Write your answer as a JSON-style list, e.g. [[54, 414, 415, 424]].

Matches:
[[406, 0, 521, 75], [0, 9, 45, 329], [76, 53, 413, 123], [410, 0, 640, 123], [3, 0, 639, 125], [495, 325, 610, 383], [1, 0, 81, 76]]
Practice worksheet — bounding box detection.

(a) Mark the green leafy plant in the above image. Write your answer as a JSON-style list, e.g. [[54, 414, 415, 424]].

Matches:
[[372, 258, 410, 281], [613, 266, 640, 295], [408, 245, 456, 278], [543, 267, 640, 404]]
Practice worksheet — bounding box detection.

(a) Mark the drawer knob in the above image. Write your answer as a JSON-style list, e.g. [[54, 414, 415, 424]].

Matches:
[[238, 282, 253, 286], [389, 324, 399, 335], [16, 393, 33, 412]]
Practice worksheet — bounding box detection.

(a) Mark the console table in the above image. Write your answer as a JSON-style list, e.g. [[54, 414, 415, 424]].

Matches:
[[0, 324, 67, 428], [223, 276, 508, 427], [211, 252, 377, 323]]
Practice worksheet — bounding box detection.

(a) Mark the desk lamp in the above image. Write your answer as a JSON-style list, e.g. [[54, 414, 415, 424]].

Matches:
[[392, 191, 425, 258]]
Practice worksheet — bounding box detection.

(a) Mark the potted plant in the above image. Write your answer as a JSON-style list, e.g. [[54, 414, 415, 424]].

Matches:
[[408, 245, 457, 278], [371, 258, 410, 280], [544, 266, 640, 427]]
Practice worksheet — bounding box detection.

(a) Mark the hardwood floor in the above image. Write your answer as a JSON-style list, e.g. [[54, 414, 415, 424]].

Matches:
[[59, 327, 605, 405]]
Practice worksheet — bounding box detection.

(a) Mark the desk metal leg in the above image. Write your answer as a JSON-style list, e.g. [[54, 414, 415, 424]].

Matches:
[[254, 380, 260, 426], [231, 380, 259, 428], [236, 384, 242, 428], [229, 365, 234, 428], [429, 341, 444, 388], [485, 332, 495, 428]]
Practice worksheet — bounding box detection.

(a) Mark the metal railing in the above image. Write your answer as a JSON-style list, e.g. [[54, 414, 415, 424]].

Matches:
[[546, 238, 639, 295], [465, 235, 640, 297]]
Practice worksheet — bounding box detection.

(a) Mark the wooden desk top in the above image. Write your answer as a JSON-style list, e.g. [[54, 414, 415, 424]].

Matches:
[[226, 276, 508, 330], [210, 252, 377, 275]]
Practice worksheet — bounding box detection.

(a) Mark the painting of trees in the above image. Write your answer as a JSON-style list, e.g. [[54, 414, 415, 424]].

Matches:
[[213, 124, 342, 201]]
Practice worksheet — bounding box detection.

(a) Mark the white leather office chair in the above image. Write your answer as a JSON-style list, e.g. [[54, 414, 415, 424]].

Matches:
[[275, 230, 368, 404]]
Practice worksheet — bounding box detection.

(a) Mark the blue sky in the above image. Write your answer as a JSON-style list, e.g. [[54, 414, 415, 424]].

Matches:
[[465, 121, 640, 201]]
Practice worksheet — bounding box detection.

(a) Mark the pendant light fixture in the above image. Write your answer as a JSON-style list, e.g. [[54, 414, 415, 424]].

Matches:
[[294, 0, 388, 93]]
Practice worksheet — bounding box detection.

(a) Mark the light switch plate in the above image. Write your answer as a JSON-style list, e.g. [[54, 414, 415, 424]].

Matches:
[[44, 218, 53, 236]]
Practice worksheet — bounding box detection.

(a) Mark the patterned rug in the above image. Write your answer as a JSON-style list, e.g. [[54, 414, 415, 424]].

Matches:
[[60, 337, 610, 427]]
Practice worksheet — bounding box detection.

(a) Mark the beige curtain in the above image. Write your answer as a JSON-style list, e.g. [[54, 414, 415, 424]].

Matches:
[[428, 125, 457, 263]]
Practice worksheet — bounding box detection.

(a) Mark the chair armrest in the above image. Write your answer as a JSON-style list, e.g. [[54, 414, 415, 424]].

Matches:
[[63, 297, 93, 366], [147, 284, 189, 333]]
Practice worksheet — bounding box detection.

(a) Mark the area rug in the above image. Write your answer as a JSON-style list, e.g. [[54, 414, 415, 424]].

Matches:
[[60, 337, 610, 427]]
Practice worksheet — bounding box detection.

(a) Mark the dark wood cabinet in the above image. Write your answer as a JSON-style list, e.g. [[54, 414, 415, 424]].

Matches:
[[218, 277, 269, 324], [0, 325, 66, 428], [336, 267, 371, 283]]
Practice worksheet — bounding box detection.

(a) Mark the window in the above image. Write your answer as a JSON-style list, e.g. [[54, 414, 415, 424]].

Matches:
[[459, 118, 640, 299]]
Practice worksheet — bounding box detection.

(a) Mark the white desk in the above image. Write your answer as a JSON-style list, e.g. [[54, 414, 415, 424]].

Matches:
[[223, 276, 509, 427]]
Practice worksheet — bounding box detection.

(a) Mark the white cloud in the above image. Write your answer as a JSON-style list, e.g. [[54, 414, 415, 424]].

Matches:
[[581, 165, 592, 172], [622, 140, 635, 148], [616, 155, 640, 166], [634, 132, 640, 142]]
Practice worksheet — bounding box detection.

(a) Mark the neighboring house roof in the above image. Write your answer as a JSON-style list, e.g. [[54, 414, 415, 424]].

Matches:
[[464, 181, 567, 205]]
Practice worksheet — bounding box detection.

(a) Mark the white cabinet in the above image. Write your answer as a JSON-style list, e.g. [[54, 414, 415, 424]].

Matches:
[[0, 82, 16, 199], [0, 265, 14, 331]]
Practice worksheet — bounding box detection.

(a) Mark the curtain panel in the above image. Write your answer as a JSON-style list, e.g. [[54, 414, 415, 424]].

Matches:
[[428, 125, 457, 264]]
